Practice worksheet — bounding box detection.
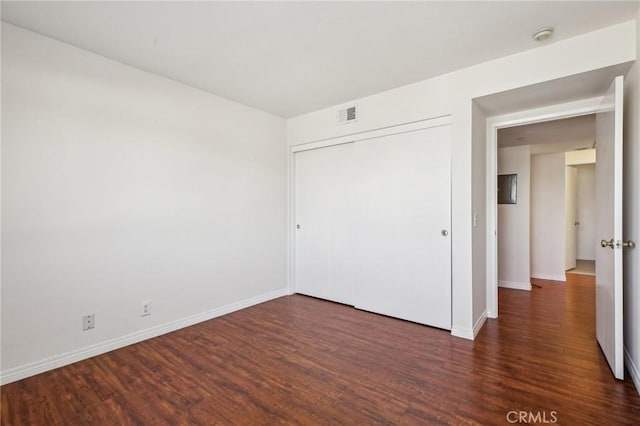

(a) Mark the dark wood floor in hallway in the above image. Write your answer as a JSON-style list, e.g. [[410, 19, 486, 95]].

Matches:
[[2, 273, 639, 425]]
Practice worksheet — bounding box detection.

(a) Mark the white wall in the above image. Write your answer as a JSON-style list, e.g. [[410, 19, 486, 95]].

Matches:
[[497, 146, 531, 290], [1, 24, 287, 381], [622, 8, 640, 395], [576, 164, 596, 261], [287, 21, 635, 338], [531, 153, 567, 281]]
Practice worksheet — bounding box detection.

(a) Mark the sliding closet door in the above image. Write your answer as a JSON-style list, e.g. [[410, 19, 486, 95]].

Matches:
[[294, 143, 355, 305], [354, 126, 452, 329]]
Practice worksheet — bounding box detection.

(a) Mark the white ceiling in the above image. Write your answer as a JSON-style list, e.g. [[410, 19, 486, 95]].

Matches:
[[2, 1, 638, 118], [498, 114, 595, 155]]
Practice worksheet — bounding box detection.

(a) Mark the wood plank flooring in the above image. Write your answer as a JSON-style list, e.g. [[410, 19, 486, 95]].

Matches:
[[2, 273, 639, 424]]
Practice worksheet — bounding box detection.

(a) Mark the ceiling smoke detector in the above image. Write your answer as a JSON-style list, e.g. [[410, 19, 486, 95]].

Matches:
[[533, 27, 554, 42]]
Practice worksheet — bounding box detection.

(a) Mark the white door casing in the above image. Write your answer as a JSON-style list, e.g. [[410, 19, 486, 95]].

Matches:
[[565, 166, 578, 270], [486, 96, 605, 319], [595, 75, 624, 380]]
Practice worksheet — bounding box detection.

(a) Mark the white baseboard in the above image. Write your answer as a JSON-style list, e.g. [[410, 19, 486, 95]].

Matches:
[[451, 310, 487, 340], [624, 347, 640, 396], [473, 310, 488, 338], [0, 287, 289, 385], [498, 280, 532, 291], [531, 273, 566, 282], [451, 325, 473, 340]]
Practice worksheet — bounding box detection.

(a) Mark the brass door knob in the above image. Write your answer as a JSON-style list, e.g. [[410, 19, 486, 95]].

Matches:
[[600, 239, 615, 249], [622, 240, 636, 249]]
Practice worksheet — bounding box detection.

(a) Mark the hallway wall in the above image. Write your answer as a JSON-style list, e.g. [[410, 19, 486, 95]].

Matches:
[[531, 153, 566, 281], [497, 146, 531, 290]]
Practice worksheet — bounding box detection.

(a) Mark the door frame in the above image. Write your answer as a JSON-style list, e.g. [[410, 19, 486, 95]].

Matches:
[[564, 165, 579, 271], [287, 115, 452, 296], [485, 97, 603, 318]]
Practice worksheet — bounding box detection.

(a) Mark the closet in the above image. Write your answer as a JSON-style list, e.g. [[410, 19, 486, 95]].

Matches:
[[294, 123, 452, 330]]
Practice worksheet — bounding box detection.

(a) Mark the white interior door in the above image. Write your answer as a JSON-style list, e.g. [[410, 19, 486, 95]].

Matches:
[[565, 166, 578, 270], [294, 143, 355, 305], [595, 75, 624, 380], [353, 126, 452, 329]]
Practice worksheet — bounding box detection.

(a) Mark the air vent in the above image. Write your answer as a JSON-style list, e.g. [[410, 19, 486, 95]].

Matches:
[[337, 105, 357, 125]]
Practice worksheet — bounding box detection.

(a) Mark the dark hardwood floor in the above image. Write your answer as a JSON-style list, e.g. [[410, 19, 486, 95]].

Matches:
[[2, 273, 639, 424]]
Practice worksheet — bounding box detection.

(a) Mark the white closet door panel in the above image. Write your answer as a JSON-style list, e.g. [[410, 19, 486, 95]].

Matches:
[[294, 143, 355, 305], [354, 126, 452, 329]]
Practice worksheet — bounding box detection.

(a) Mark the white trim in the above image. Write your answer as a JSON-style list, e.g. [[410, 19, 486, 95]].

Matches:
[[485, 97, 603, 319], [451, 325, 474, 340], [451, 310, 487, 340], [287, 135, 296, 296], [0, 287, 289, 385], [530, 273, 567, 282], [290, 115, 452, 153], [612, 75, 624, 380], [498, 280, 532, 291], [473, 310, 488, 338], [624, 347, 640, 396], [486, 120, 498, 319]]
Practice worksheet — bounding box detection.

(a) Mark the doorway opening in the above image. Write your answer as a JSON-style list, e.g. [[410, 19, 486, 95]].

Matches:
[[495, 114, 597, 293], [485, 96, 602, 318], [482, 72, 626, 380], [567, 161, 597, 277]]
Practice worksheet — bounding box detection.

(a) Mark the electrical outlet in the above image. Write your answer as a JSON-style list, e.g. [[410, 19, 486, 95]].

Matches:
[[83, 314, 95, 331], [141, 300, 151, 317]]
